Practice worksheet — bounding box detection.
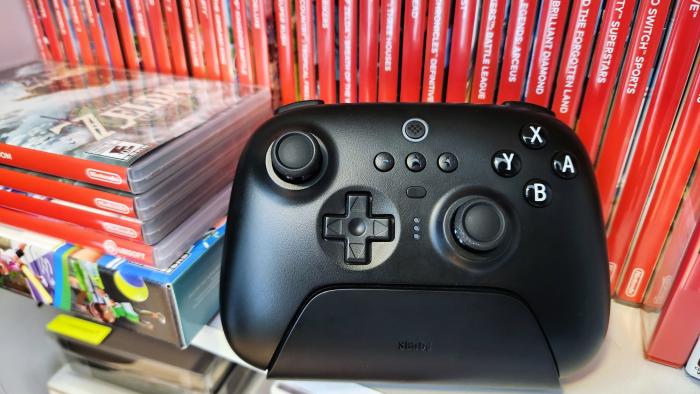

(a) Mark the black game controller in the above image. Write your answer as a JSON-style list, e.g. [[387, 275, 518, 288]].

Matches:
[[221, 101, 610, 387]]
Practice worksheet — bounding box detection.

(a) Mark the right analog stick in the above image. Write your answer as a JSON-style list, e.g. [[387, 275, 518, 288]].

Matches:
[[271, 131, 323, 183], [451, 198, 507, 252]]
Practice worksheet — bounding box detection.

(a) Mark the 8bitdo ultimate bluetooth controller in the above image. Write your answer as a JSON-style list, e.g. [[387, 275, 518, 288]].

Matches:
[[221, 101, 610, 387]]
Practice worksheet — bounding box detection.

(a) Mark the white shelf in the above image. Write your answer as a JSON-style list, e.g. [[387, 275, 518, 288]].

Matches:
[[191, 302, 700, 393]]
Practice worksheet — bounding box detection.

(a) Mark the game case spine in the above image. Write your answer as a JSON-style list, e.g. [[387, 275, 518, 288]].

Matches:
[[470, 0, 508, 104], [496, 0, 537, 103], [181, 0, 207, 78], [524, 0, 571, 107], [144, 0, 173, 74], [445, 0, 478, 103], [250, 0, 271, 87], [576, 0, 637, 160], [359, 0, 379, 102], [400, 0, 427, 102], [25, 0, 52, 61], [296, 0, 317, 99], [162, 0, 189, 76], [0, 166, 137, 218], [36, 0, 64, 60], [551, 0, 604, 126], [130, 0, 158, 72], [0, 189, 145, 242], [196, 0, 221, 79], [421, 0, 452, 102], [230, 0, 254, 85], [643, 168, 700, 310], [377, 0, 401, 102], [96, 0, 126, 68], [339, 0, 358, 103], [615, 54, 700, 303], [0, 144, 131, 192], [82, 0, 110, 66], [275, 0, 296, 103], [0, 206, 155, 266], [594, 0, 675, 221], [644, 225, 700, 368], [66, 0, 95, 64], [210, 0, 233, 81], [112, 0, 141, 69], [51, 0, 79, 65], [316, 0, 335, 103]]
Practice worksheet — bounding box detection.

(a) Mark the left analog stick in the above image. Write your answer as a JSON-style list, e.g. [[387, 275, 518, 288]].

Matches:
[[271, 131, 322, 183]]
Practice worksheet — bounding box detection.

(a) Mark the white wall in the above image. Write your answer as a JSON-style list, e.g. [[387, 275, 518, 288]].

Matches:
[[0, 0, 41, 70]]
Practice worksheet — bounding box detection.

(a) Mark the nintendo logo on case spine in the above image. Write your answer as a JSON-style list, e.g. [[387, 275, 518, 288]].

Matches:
[[86, 168, 124, 185], [94, 198, 131, 215], [0, 151, 12, 160], [625, 268, 645, 297], [101, 223, 138, 239], [102, 239, 146, 260]]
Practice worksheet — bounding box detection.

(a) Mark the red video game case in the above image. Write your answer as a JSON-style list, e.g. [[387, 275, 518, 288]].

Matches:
[[615, 52, 700, 303], [524, 0, 570, 107], [316, 0, 336, 103], [296, 0, 316, 100], [643, 223, 700, 368], [400, 0, 427, 102], [422, 0, 452, 103], [470, 0, 507, 104], [339, 0, 358, 103], [496, 0, 537, 104], [378, 0, 402, 102], [359, 0, 379, 102], [594, 0, 674, 221], [551, 0, 604, 126]]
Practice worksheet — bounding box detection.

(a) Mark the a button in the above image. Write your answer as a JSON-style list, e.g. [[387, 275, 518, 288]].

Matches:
[[492, 150, 521, 177], [552, 152, 577, 179], [451, 197, 507, 252], [322, 193, 394, 264], [402, 118, 429, 142], [520, 124, 547, 149], [374, 152, 395, 172], [524, 180, 552, 207], [274, 99, 324, 114], [503, 101, 555, 116], [438, 153, 458, 172], [406, 186, 427, 198], [271, 131, 323, 183], [406, 152, 426, 172]]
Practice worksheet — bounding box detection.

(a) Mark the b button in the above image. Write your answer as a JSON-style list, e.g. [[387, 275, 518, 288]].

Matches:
[[552, 152, 577, 179], [524, 180, 551, 207], [520, 124, 547, 149], [492, 150, 521, 177]]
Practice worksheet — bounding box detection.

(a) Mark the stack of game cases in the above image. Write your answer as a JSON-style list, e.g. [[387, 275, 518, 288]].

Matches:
[[0, 61, 271, 269]]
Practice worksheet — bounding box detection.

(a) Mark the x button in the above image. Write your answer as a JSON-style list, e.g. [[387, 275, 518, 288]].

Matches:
[[323, 194, 394, 264]]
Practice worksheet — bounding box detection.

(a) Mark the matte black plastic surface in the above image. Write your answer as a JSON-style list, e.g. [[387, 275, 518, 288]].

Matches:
[[221, 103, 610, 383], [270, 288, 559, 388]]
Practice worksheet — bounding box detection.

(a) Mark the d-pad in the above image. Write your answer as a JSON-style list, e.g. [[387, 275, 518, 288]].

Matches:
[[323, 193, 394, 264]]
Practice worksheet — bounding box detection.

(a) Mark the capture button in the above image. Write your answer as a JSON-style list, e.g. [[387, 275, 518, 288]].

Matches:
[[552, 152, 577, 179], [492, 150, 521, 177], [438, 153, 458, 172], [406, 152, 426, 172], [524, 180, 552, 207], [374, 152, 395, 172], [406, 186, 427, 198], [520, 124, 547, 149]]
